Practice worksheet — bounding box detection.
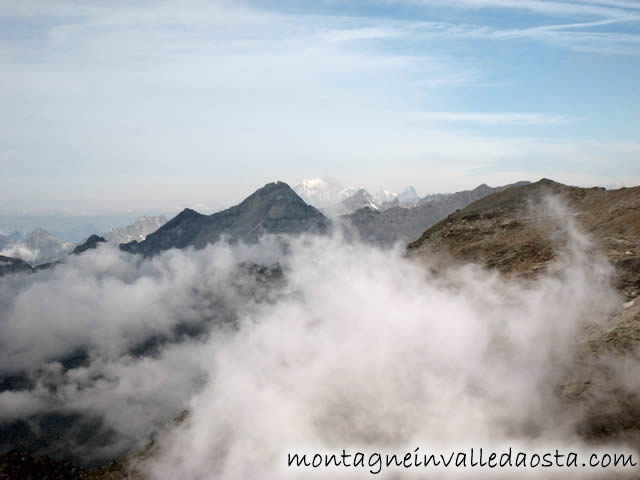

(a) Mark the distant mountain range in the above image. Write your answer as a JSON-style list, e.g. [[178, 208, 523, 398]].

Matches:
[[0, 228, 75, 265], [292, 178, 344, 209], [0, 180, 537, 273], [103, 216, 167, 244], [337, 189, 380, 214], [120, 182, 328, 256], [343, 181, 530, 246], [0, 217, 168, 267], [293, 179, 421, 214]]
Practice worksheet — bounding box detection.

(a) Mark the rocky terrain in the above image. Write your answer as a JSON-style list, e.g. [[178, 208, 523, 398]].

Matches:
[[407, 179, 639, 298], [408, 178, 640, 449]]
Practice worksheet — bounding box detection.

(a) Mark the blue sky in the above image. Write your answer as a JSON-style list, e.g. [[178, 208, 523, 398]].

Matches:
[[1, 0, 639, 214]]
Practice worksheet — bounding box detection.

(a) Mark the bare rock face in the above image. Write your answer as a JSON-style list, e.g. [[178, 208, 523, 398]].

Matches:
[[120, 182, 329, 256]]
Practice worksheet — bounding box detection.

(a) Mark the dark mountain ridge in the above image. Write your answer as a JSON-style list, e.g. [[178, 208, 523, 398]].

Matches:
[[0, 256, 34, 276], [121, 181, 329, 256]]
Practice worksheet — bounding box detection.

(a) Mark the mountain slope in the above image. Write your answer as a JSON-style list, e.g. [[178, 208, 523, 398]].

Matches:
[[406, 178, 640, 445], [407, 179, 640, 297], [344, 181, 530, 246], [72, 235, 107, 255], [338, 188, 379, 214], [121, 182, 328, 256], [103, 216, 167, 244]]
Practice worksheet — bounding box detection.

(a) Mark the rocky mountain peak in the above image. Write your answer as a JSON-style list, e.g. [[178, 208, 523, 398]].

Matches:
[[120, 181, 328, 256], [72, 235, 106, 255]]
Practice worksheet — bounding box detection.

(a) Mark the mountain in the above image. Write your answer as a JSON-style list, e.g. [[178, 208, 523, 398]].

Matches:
[[121, 182, 329, 256], [0, 233, 109, 276], [0, 255, 34, 277], [418, 192, 451, 205], [344, 181, 530, 246], [397, 186, 420, 204], [406, 179, 640, 443], [294, 179, 429, 211], [293, 178, 344, 208], [407, 179, 640, 294], [103, 216, 167, 244], [72, 235, 107, 255], [338, 189, 379, 214], [0, 234, 108, 276], [0, 228, 75, 265], [374, 189, 397, 204]]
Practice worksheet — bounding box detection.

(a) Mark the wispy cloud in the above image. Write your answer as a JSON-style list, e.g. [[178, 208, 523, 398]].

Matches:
[[404, 0, 640, 20], [0, 0, 638, 213], [413, 112, 579, 125]]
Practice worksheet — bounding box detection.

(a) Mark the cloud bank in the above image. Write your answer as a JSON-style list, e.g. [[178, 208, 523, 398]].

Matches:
[[1, 197, 638, 478]]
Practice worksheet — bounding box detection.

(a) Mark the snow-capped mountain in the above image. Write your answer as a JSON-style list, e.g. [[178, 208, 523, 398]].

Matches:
[[374, 189, 398, 204], [293, 178, 344, 209], [0, 228, 75, 265], [338, 189, 380, 214], [294, 178, 427, 213], [103, 216, 168, 244]]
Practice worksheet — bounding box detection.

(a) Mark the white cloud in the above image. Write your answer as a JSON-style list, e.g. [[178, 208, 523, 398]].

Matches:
[[0, 203, 634, 474]]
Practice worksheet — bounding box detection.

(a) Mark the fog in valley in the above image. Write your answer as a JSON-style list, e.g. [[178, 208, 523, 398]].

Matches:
[[1, 197, 636, 478]]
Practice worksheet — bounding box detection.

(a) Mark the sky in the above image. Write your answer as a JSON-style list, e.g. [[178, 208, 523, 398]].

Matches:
[[1, 0, 639, 215]]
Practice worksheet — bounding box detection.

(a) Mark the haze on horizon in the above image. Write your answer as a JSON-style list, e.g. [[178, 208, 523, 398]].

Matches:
[[1, 0, 639, 215]]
